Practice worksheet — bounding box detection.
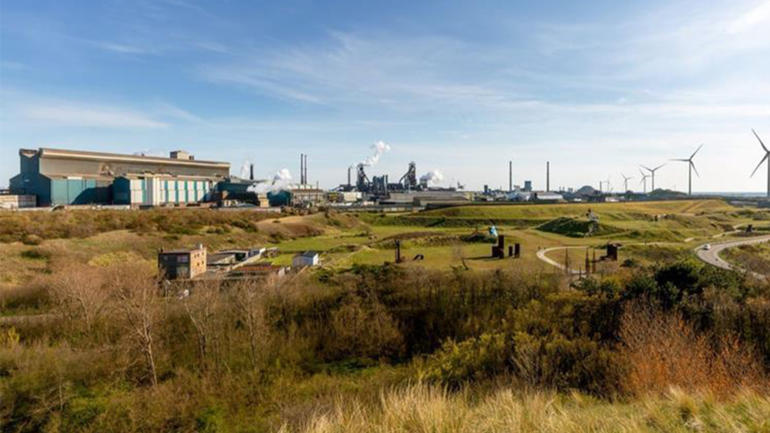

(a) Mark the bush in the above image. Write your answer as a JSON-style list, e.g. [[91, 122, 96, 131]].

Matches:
[[422, 332, 510, 387], [322, 297, 405, 361]]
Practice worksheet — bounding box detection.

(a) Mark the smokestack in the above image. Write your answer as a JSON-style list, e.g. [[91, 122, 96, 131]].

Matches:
[[508, 161, 512, 192], [249, 163, 254, 181], [546, 161, 550, 192], [305, 154, 308, 185], [347, 166, 352, 186], [299, 154, 304, 185]]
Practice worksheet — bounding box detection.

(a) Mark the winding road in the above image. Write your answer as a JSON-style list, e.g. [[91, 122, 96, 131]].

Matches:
[[535, 234, 770, 276], [694, 234, 770, 273]]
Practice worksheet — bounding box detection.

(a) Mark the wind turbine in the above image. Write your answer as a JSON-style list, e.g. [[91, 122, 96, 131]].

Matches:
[[751, 129, 770, 198], [641, 164, 665, 192], [639, 169, 650, 193], [670, 144, 703, 196], [621, 173, 633, 192]]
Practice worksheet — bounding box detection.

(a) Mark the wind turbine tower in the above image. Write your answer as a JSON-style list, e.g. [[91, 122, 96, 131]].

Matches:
[[639, 169, 650, 194], [621, 173, 633, 192], [750, 129, 770, 198], [671, 145, 703, 196], [641, 164, 665, 192]]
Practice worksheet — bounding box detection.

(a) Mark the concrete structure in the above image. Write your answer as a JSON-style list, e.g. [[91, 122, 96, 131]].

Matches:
[[292, 251, 320, 267], [158, 244, 207, 280], [384, 191, 473, 206], [10, 148, 229, 206], [0, 194, 36, 209], [290, 186, 326, 206], [533, 191, 564, 202]]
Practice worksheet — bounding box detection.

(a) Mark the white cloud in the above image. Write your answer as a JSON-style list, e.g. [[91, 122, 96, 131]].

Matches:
[[727, 0, 770, 34], [19, 103, 167, 128], [95, 42, 152, 54]]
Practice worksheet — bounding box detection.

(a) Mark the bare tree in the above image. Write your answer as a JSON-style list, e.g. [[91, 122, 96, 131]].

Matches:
[[230, 279, 272, 370], [112, 268, 163, 387], [182, 281, 226, 372]]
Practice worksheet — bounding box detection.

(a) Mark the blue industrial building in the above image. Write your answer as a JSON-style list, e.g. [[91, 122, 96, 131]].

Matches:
[[9, 148, 230, 206]]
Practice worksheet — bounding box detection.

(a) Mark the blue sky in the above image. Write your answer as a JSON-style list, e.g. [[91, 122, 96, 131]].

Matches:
[[1, 0, 769, 192]]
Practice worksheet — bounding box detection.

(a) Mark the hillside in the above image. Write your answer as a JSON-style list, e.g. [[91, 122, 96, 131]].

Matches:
[[417, 199, 735, 221]]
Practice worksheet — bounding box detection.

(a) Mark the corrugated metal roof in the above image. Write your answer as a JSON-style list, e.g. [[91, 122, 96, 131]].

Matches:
[[38, 148, 229, 168]]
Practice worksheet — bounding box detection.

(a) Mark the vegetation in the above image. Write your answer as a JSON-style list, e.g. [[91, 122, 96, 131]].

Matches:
[[0, 208, 282, 243], [537, 216, 622, 237], [2, 202, 770, 431], [283, 386, 770, 433]]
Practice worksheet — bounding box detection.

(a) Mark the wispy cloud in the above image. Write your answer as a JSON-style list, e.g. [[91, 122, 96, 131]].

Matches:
[[94, 42, 154, 55], [19, 101, 168, 128]]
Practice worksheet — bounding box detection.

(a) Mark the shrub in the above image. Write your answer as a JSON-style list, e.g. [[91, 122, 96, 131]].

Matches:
[[323, 297, 404, 361], [619, 302, 768, 396], [422, 332, 510, 387]]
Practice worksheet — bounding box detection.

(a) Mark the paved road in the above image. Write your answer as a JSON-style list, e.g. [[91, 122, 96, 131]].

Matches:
[[695, 234, 770, 273]]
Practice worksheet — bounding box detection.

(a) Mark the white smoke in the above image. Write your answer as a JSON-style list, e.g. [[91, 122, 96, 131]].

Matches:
[[272, 168, 292, 184], [247, 168, 292, 193], [420, 169, 444, 186], [359, 140, 391, 166], [239, 160, 251, 179]]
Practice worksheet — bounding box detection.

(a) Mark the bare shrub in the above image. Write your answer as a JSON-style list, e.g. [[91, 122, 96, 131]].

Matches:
[[48, 263, 111, 334], [619, 301, 767, 396], [324, 296, 404, 360]]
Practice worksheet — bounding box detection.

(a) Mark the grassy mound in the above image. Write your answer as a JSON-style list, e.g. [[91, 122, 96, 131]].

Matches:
[[537, 217, 622, 238], [418, 200, 734, 221]]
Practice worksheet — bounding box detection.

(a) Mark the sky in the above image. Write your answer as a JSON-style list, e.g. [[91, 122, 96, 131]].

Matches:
[[1, 0, 770, 192]]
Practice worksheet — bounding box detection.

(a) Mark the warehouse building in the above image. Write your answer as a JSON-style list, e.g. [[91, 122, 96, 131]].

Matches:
[[9, 148, 230, 206]]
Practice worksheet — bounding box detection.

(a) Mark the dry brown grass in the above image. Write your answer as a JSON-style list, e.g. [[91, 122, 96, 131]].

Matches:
[[280, 384, 770, 433], [619, 302, 768, 397]]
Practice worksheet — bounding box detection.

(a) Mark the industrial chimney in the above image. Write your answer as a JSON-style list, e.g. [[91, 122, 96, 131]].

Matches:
[[546, 161, 550, 192], [508, 161, 512, 192], [347, 166, 352, 187], [299, 154, 304, 185], [249, 163, 254, 181]]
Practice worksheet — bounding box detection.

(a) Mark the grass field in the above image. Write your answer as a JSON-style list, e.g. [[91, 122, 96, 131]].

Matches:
[[2, 199, 766, 286]]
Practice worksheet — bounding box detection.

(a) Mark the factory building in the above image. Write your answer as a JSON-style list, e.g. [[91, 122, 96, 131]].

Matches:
[[9, 148, 230, 206], [113, 176, 213, 206]]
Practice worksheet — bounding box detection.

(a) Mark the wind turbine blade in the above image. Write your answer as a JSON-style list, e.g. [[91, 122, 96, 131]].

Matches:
[[690, 144, 703, 159], [690, 161, 700, 177], [641, 165, 652, 172], [653, 163, 666, 171], [750, 154, 768, 177], [639, 168, 646, 177], [753, 129, 768, 153], [670, 158, 689, 162]]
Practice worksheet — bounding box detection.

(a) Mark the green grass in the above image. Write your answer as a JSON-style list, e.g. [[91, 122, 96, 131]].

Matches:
[[417, 199, 736, 220]]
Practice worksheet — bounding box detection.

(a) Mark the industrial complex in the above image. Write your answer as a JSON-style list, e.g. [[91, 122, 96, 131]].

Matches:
[[4, 134, 767, 210]]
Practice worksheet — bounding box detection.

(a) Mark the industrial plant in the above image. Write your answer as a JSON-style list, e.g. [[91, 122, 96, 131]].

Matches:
[[2, 130, 769, 210]]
